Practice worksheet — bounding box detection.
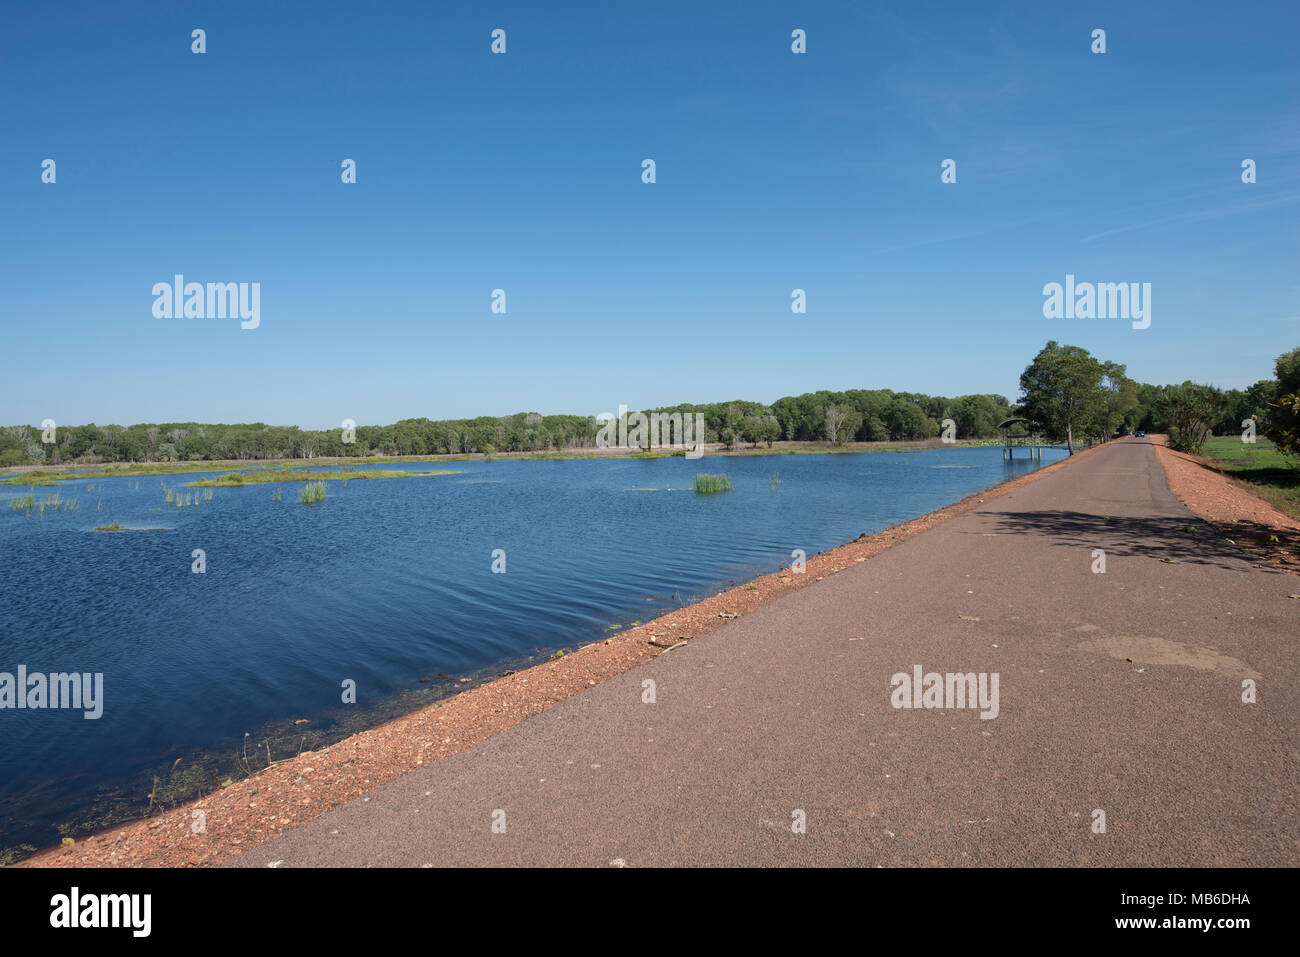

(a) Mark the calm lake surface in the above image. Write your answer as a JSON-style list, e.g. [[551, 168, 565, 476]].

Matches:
[[0, 446, 1066, 858]]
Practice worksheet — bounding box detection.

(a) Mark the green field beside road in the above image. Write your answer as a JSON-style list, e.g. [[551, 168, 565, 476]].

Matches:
[[1200, 437, 1300, 520]]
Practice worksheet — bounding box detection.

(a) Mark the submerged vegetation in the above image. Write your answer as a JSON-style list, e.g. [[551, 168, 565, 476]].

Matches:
[[9, 492, 78, 513], [298, 481, 327, 504], [164, 483, 207, 507], [694, 473, 734, 494]]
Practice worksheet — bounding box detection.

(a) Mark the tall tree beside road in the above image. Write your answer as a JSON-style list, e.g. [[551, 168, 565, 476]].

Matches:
[[1018, 341, 1104, 453], [1099, 361, 1140, 440], [1264, 347, 1300, 457]]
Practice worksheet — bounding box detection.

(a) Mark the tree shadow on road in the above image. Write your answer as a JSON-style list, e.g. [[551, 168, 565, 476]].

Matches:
[[978, 509, 1275, 571]]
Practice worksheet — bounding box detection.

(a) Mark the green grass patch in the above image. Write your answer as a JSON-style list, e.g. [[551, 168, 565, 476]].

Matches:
[[189, 469, 459, 488], [1200, 437, 1300, 521], [0, 474, 63, 486], [94, 522, 122, 532], [1, 463, 224, 485], [694, 473, 734, 494], [0, 458, 446, 485]]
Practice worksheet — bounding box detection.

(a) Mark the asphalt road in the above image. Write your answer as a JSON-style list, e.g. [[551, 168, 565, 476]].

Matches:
[[232, 440, 1298, 867]]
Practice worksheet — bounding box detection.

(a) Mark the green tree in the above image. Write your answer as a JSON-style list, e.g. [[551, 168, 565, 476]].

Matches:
[[1166, 383, 1229, 454], [951, 394, 1008, 438], [1098, 361, 1140, 440], [1264, 347, 1300, 456], [1018, 341, 1104, 453], [885, 399, 927, 440]]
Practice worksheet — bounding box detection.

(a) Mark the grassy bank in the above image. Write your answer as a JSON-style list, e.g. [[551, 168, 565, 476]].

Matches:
[[1199, 437, 1300, 520], [187, 468, 458, 488], [0, 459, 445, 485]]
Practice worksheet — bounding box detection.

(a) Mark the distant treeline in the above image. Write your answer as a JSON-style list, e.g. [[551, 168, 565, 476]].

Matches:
[[0, 342, 1290, 466], [0, 392, 1010, 465]]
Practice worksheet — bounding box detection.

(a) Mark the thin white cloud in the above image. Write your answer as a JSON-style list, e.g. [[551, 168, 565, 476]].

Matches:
[[1082, 189, 1300, 243], [864, 216, 1040, 256]]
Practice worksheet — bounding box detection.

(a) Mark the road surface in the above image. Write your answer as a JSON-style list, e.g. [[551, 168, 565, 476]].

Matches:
[[232, 439, 1298, 867]]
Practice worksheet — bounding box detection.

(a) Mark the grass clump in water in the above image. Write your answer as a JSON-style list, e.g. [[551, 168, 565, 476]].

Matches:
[[10, 494, 34, 511], [298, 481, 327, 504], [94, 522, 122, 532], [694, 473, 734, 494]]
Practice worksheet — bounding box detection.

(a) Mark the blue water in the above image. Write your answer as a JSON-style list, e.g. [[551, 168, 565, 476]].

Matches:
[[0, 446, 1065, 857]]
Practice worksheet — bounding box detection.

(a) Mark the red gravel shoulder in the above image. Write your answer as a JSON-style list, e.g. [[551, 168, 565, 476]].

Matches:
[[1151, 436, 1300, 575]]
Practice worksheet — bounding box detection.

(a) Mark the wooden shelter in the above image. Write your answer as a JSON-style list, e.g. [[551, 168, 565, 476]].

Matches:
[[997, 417, 1042, 461]]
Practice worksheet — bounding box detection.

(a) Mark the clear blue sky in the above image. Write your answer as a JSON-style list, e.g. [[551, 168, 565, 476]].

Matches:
[[2, 0, 1296, 428]]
